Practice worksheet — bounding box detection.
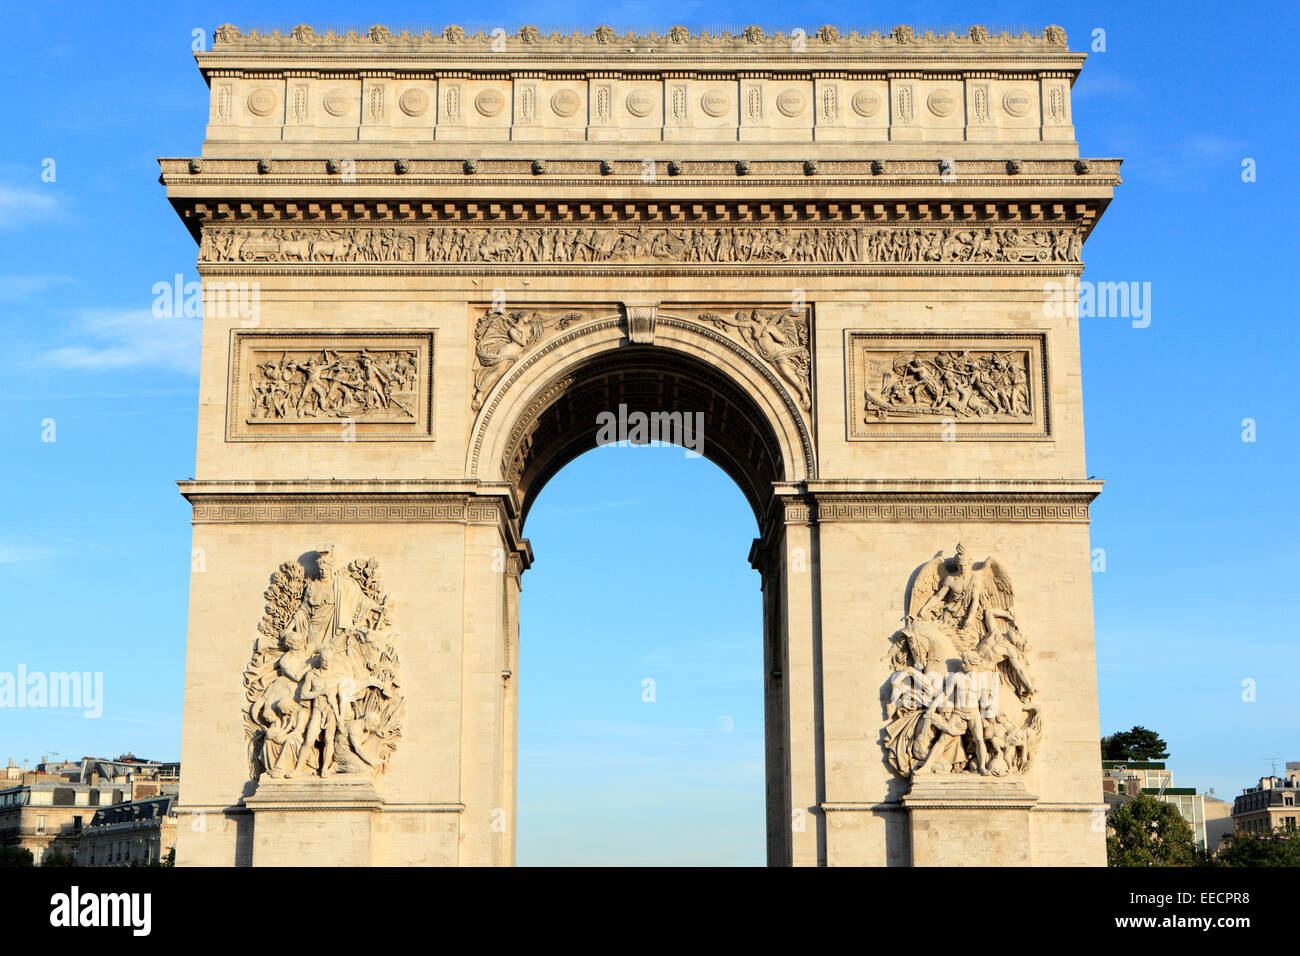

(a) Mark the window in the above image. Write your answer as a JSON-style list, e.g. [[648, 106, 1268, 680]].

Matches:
[[36, 814, 46, 832]]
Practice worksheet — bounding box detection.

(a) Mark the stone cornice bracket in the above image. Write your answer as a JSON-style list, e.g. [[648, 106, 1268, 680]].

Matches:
[[623, 303, 658, 345]]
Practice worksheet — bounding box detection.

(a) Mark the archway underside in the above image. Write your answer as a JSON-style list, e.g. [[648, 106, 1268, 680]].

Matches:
[[503, 348, 786, 530]]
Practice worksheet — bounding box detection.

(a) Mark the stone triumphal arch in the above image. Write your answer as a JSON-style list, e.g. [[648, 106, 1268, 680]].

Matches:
[[165, 23, 1117, 866]]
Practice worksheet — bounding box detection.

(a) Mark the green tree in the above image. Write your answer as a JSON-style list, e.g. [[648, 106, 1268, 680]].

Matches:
[[0, 845, 34, 867], [1101, 725, 1170, 762], [1217, 828, 1300, 867], [1107, 794, 1197, 866], [40, 848, 76, 867]]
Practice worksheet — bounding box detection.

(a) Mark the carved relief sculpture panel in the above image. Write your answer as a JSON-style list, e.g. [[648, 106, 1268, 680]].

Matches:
[[243, 547, 404, 781], [845, 331, 1049, 440], [227, 330, 434, 441], [882, 544, 1042, 779], [199, 224, 1084, 268]]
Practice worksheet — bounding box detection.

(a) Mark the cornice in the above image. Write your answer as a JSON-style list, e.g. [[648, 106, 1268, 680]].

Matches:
[[179, 477, 518, 503], [169, 195, 1105, 230], [765, 479, 1102, 527], [161, 157, 1122, 191]]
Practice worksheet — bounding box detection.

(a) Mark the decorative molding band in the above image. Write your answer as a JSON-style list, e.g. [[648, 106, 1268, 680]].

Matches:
[[821, 802, 906, 813], [1029, 803, 1108, 814], [211, 23, 1071, 55], [173, 806, 251, 817], [186, 494, 510, 525], [184, 196, 1097, 226], [898, 802, 1038, 811], [813, 493, 1093, 523], [162, 158, 1121, 185], [200, 263, 1086, 280], [240, 803, 467, 814]]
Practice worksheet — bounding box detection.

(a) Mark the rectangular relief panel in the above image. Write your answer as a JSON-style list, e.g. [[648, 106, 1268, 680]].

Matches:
[[844, 330, 1049, 441], [226, 329, 434, 441]]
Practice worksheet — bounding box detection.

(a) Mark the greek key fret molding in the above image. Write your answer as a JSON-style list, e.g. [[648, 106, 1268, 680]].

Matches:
[[242, 804, 467, 814], [814, 494, 1092, 523], [188, 496, 499, 524], [763, 480, 1101, 525]]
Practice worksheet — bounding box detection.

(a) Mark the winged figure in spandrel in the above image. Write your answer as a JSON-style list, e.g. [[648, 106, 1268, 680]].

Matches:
[[882, 543, 1042, 779], [701, 308, 812, 411], [471, 309, 584, 411]]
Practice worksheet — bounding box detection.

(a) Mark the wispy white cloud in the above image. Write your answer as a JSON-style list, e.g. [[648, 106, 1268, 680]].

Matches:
[[1107, 133, 1248, 189], [538, 497, 641, 517], [43, 308, 201, 375], [0, 274, 74, 301], [0, 539, 58, 564], [1071, 69, 1138, 100], [0, 184, 65, 228]]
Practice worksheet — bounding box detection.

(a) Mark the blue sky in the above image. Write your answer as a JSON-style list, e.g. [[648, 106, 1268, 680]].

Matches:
[[1, 1, 1296, 865]]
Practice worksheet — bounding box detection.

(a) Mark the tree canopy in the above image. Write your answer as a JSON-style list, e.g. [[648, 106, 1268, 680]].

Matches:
[[1107, 794, 1198, 866], [1101, 725, 1170, 762], [1217, 828, 1300, 867]]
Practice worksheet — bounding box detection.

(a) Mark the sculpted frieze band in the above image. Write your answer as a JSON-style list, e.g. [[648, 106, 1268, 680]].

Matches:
[[199, 224, 1084, 267]]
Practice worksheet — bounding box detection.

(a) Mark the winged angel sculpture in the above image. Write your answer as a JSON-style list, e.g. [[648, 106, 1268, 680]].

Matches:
[[243, 547, 404, 780], [703, 309, 812, 411], [471, 309, 584, 411], [882, 544, 1042, 778]]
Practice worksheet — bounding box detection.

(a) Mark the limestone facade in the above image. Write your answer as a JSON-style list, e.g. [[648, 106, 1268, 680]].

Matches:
[[164, 22, 1117, 866]]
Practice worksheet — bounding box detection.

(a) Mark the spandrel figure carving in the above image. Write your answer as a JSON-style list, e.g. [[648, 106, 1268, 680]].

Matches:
[[882, 544, 1043, 779], [243, 547, 404, 781], [702, 309, 813, 410], [471, 309, 582, 410]]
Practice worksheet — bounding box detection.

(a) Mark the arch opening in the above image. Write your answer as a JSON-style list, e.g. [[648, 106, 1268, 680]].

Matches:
[[497, 346, 793, 530], [517, 445, 766, 864]]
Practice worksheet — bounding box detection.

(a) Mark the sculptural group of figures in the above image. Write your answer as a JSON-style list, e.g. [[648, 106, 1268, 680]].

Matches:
[[866, 350, 1031, 421], [243, 549, 404, 779], [201, 225, 1083, 266], [883, 544, 1043, 777], [470, 307, 813, 413], [204, 227, 417, 263], [864, 226, 1081, 264], [426, 225, 860, 264], [249, 349, 418, 422]]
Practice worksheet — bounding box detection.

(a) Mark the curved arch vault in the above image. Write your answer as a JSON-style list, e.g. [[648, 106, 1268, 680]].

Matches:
[[170, 22, 1116, 867]]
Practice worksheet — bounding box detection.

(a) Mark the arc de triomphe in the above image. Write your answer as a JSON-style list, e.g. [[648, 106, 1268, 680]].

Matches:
[[164, 23, 1116, 866]]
